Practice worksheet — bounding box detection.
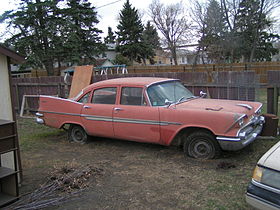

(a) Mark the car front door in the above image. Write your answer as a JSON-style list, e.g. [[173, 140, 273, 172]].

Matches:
[[81, 87, 117, 138], [113, 86, 160, 143]]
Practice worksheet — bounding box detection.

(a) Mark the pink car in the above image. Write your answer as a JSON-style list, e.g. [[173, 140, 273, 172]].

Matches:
[[36, 77, 264, 159]]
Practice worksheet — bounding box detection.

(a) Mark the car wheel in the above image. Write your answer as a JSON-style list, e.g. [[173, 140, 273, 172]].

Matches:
[[184, 131, 220, 159], [68, 125, 88, 144]]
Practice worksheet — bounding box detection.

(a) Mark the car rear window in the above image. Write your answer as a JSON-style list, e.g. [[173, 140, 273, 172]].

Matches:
[[92, 87, 117, 104], [120, 87, 146, 106]]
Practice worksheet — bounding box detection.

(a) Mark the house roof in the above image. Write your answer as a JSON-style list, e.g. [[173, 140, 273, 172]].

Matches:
[[95, 58, 109, 66], [0, 45, 25, 64]]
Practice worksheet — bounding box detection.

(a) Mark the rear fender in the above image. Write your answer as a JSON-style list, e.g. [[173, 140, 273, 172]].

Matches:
[[60, 122, 88, 134]]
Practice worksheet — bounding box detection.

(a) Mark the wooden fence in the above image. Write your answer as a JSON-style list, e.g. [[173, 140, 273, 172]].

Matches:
[[12, 77, 68, 112], [16, 61, 280, 83], [12, 71, 259, 113], [127, 61, 280, 83]]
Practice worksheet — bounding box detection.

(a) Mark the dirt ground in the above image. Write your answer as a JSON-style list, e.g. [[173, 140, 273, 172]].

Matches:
[[16, 118, 279, 210]]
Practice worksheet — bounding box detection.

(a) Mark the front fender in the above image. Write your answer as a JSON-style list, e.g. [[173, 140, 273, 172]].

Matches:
[[159, 107, 238, 145]]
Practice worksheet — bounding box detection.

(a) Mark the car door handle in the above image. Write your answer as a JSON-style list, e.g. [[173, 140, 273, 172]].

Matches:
[[83, 105, 91, 109], [114, 107, 123, 111]]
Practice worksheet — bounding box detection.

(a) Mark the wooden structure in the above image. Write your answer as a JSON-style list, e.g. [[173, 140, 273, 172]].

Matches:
[[267, 71, 280, 115], [68, 65, 93, 98], [0, 120, 19, 207], [0, 45, 24, 207]]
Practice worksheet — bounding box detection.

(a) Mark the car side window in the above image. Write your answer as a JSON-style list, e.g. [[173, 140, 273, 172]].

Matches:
[[92, 87, 117, 104], [121, 87, 146, 106], [77, 92, 91, 103]]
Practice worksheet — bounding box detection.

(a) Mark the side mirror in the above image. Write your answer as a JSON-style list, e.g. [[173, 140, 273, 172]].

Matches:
[[200, 90, 207, 98]]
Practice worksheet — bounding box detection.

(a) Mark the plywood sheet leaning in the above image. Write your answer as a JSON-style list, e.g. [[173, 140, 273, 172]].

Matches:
[[68, 65, 93, 98]]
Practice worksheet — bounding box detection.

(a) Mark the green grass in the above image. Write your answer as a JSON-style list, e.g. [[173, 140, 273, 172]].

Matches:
[[17, 118, 64, 151]]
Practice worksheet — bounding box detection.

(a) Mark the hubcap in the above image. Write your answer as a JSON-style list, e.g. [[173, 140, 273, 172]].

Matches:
[[73, 128, 84, 142], [193, 141, 212, 157]]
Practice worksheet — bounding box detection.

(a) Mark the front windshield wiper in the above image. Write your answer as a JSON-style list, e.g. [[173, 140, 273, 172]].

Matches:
[[175, 96, 197, 105], [165, 96, 197, 107], [176, 96, 185, 104]]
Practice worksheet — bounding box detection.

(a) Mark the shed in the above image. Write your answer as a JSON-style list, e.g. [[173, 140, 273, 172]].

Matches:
[[0, 45, 24, 207]]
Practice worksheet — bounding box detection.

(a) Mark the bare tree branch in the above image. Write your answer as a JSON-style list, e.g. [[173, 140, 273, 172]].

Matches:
[[148, 0, 191, 65]]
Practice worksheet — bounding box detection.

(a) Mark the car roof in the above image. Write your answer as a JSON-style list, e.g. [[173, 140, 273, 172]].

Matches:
[[87, 77, 177, 89], [258, 140, 280, 171]]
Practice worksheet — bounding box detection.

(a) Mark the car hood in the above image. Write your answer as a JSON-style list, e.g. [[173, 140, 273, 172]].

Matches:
[[175, 98, 261, 116], [258, 141, 280, 171]]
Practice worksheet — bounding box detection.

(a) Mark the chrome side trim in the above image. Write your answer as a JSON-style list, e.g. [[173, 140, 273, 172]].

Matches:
[[216, 137, 241, 141], [41, 111, 182, 126], [39, 110, 81, 116], [236, 103, 252, 110], [83, 114, 182, 126], [252, 179, 280, 195], [114, 117, 181, 126], [84, 116, 113, 122], [254, 104, 263, 114]]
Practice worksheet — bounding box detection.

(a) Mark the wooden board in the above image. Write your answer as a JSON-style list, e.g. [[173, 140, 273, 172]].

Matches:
[[68, 65, 93, 98]]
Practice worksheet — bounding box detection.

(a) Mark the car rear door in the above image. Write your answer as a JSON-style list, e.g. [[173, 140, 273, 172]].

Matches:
[[81, 87, 117, 138], [113, 86, 160, 143]]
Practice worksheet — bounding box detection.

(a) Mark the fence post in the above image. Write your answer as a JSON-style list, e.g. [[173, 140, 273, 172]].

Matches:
[[57, 83, 61, 97], [15, 83, 20, 113], [267, 86, 279, 115], [274, 87, 279, 116]]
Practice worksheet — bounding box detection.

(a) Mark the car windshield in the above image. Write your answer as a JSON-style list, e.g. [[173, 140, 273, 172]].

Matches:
[[147, 81, 194, 106]]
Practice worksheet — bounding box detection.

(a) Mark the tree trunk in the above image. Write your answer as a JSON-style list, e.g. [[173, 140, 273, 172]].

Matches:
[[171, 46, 178, 65], [249, 0, 265, 62], [44, 60, 55, 76]]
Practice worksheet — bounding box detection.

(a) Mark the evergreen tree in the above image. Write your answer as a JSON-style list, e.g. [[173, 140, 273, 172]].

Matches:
[[60, 0, 105, 65], [254, 32, 279, 61], [104, 27, 116, 44], [2, 0, 105, 75], [116, 0, 145, 63], [199, 0, 227, 63], [142, 21, 160, 64], [234, 0, 279, 61]]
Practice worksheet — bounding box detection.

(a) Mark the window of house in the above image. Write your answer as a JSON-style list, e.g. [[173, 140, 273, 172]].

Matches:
[[182, 57, 185, 63]]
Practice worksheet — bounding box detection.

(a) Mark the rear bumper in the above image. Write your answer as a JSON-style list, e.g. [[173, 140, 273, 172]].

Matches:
[[36, 117, 44, 124], [35, 112, 45, 124], [216, 116, 264, 151], [246, 181, 280, 210]]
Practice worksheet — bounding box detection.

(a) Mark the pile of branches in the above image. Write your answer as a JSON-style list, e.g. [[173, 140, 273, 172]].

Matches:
[[6, 163, 103, 210]]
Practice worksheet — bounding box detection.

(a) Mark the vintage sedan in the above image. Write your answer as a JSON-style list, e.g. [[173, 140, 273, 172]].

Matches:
[[246, 141, 280, 210], [36, 77, 264, 159]]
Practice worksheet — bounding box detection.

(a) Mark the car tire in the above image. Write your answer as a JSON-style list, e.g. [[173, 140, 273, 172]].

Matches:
[[184, 131, 220, 159], [68, 124, 88, 144]]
